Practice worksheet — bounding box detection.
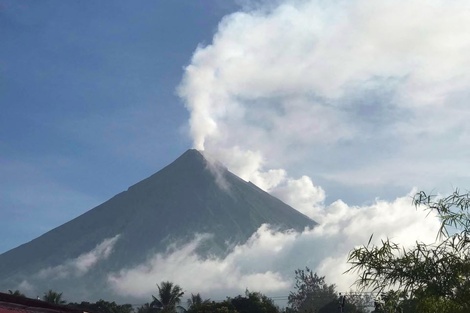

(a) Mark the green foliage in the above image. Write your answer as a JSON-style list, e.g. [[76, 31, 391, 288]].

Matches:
[[187, 293, 211, 312], [136, 303, 153, 313], [286, 269, 369, 312], [413, 295, 465, 313], [69, 300, 134, 313], [186, 299, 238, 313], [231, 290, 280, 313], [341, 292, 374, 313], [369, 290, 413, 313], [187, 290, 279, 313], [43, 289, 66, 305], [151, 281, 185, 313], [287, 268, 337, 313], [347, 190, 470, 312]]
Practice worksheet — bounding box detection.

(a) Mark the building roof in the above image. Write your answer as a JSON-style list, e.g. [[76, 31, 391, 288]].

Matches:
[[0, 293, 84, 313]]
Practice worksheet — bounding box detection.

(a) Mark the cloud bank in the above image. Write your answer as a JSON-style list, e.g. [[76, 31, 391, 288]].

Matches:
[[107, 194, 440, 300]]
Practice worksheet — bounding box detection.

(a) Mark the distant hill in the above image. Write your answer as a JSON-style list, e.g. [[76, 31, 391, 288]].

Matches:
[[0, 149, 315, 301]]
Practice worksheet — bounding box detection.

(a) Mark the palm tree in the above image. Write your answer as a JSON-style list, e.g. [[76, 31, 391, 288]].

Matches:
[[187, 293, 211, 312], [187, 293, 202, 308], [43, 289, 66, 305], [137, 303, 153, 313], [151, 281, 184, 313]]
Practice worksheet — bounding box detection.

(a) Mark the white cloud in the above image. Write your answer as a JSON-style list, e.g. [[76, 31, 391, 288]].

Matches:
[[37, 235, 120, 279], [178, 0, 470, 201], [270, 175, 325, 220], [108, 193, 440, 300], [108, 232, 291, 300]]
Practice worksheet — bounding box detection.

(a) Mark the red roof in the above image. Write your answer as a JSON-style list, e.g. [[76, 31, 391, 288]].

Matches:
[[0, 305, 44, 313], [0, 293, 83, 313]]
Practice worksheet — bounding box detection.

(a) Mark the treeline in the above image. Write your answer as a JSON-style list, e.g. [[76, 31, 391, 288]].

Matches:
[[6, 273, 371, 313]]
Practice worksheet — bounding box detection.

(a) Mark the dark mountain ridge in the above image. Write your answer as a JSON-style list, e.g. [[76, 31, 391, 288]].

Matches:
[[0, 149, 315, 300]]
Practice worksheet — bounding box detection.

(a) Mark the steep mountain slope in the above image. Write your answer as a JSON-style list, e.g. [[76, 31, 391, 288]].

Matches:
[[0, 149, 315, 300]]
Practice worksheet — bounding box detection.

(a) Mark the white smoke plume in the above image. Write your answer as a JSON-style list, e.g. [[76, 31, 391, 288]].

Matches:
[[168, 0, 468, 302], [178, 0, 470, 196]]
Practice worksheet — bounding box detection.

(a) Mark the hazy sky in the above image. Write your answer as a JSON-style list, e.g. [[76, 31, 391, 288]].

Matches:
[[2, 0, 470, 302]]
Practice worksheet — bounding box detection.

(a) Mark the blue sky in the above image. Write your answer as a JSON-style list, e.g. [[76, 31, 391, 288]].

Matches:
[[0, 0, 238, 253], [1, 0, 470, 270]]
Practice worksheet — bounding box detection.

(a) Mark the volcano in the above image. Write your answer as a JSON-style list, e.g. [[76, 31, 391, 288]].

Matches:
[[0, 149, 315, 301]]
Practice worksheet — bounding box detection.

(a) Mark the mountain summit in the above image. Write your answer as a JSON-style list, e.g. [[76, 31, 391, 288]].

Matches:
[[0, 149, 315, 301]]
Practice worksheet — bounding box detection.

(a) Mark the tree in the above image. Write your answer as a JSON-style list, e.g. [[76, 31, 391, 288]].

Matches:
[[187, 293, 210, 312], [43, 289, 66, 305], [69, 300, 133, 313], [338, 292, 373, 313], [151, 281, 185, 313], [186, 299, 238, 313], [347, 190, 470, 313], [287, 268, 337, 313], [231, 290, 280, 313], [369, 290, 413, 313], [94, 300, 133, 313], [136, 303, 153, 313], [8, 289, 25, 297]]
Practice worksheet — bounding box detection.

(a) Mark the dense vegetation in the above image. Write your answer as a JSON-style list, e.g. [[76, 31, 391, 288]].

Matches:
[[5, 275, 368, 313], [347, 190, 470, 312]]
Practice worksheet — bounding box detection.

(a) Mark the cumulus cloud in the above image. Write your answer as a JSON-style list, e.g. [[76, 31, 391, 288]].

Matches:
[[108, 232, 291, 299], [37, 235, 120, 279], [107, 194, 440, 300], [270, 175, 325, 220], [178, 0, 470, 199]]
